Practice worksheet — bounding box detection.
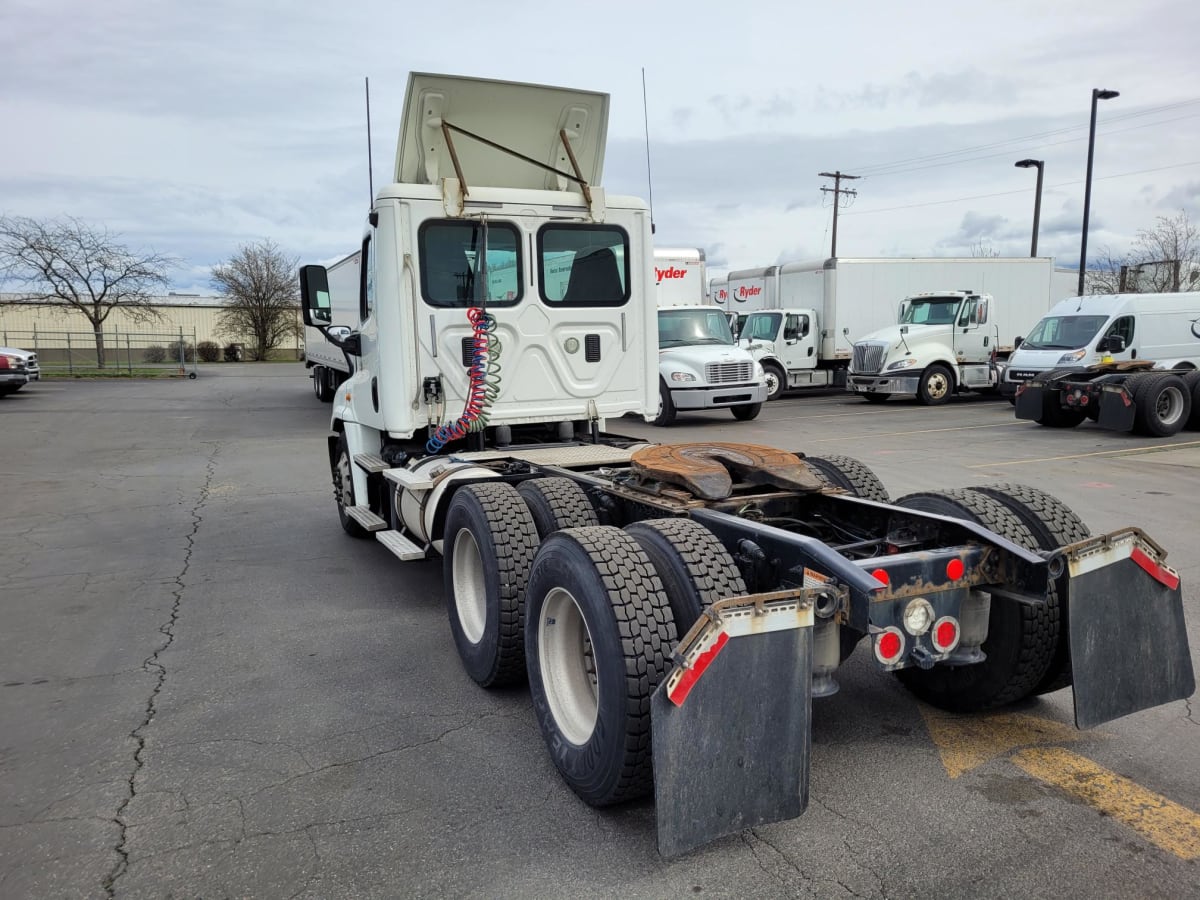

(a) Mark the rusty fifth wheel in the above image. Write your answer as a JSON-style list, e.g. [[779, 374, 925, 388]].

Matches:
[[631, 442, 824, 500]]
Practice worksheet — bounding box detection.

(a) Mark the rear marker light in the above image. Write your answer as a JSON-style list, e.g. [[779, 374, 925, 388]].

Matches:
[[870, 568, 890, 586], [902, 598, 934, 635], [932, 616, 960, 653], [874, 627, 905, 665], [946, 559, 965, 581]]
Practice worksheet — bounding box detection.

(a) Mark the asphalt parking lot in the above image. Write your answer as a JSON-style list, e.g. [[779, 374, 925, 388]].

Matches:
[[2, 365, 1198, 899]]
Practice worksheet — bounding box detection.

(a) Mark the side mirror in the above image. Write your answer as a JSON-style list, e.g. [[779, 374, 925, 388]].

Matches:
[[900, 325, 909, 335], [1014, 335, 1024, 349], [341, 333, 362, 357], [1100, 335, 1127, 352], [300, 265, 332, 326], [328, 325, 352, 341]]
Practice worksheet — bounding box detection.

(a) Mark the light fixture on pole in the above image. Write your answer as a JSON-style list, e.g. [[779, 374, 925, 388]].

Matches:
[[1014, 159, 1044, 257], [1078, 88, 1120, 295]]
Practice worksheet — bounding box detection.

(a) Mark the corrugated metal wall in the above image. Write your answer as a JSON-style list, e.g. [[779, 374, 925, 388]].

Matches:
[[0, 299, 304, 355]]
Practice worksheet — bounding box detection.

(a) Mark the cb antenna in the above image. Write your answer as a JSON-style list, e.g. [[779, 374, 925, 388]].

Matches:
[[365, 76, 375, 206], [641, 67, 656, 234]]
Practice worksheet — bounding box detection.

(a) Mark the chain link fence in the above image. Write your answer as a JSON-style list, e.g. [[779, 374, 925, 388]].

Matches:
[[0, 327, 242, 378]]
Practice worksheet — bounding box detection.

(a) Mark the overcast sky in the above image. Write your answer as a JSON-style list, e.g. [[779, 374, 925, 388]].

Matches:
[[2, 0, 1198, 292]]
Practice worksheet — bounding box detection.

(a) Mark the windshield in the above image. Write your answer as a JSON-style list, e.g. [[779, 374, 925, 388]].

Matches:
[[1021, 314, 1108, 350], [740, 313, 781, 342], [658, 309, 734, 348], [900, 297, 962, 325]]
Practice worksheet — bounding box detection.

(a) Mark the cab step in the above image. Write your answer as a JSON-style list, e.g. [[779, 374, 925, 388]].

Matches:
[[382, 467, 435, 491], [353, 453, 389, 474], [377, 529, 427, 561], [345, 505, 387, 532]]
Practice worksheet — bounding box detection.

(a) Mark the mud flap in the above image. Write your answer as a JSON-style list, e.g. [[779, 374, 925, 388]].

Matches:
[[1014, 383, 1044, 421], [651, 592, 814, 859], [1065, 529, 1195, 729]]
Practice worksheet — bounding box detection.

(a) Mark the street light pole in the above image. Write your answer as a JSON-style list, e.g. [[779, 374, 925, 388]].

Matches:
[[1014, 159, 1044, 257], [1078, 88, 1120, 295]]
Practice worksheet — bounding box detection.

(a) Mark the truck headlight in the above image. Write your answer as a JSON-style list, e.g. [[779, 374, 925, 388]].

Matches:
[[1057, 349, 1088, 364], [754, 362, 765, 380], [885, 358, 919, 371], [670, 371, 696, 382]]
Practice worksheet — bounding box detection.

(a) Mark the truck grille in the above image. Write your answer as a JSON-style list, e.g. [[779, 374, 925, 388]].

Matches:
[[705, 361, 754, 384], [852, 342, 887, 375]]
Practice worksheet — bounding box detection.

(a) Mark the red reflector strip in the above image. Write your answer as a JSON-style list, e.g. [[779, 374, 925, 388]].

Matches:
[[1130, 547, 1180, 590], [667, 631, 730, 707]]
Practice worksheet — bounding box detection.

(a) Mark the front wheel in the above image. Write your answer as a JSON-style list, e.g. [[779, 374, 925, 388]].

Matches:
[[917, 364, 954, 405], [332, 434, 368, 538], [653, 380, 677, 427], [525, 527, 676, 806], [731, 402, 762, 421], [314, 366, 334, 402], [763, 363, 786, 401]]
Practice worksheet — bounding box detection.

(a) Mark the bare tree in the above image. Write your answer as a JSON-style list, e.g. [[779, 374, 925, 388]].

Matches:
[[212, 240, 301, 361], [1086, 210, 1200, 294], [968, 237, 1001, 258], [0, 216, 172, 367]]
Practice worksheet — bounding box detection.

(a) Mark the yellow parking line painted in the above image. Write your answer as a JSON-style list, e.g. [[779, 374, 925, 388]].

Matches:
[[1012, 747, 1200, 860], [804, 420, 1024, 444], [965, 438, 1200, 468], [920, 707, 1087, 779]]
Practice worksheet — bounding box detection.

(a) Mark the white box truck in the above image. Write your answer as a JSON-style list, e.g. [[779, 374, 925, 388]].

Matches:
[[654, 247, 707, 307], [844, 258, 1077, 404], [297, 72, 1193, 858], [305, 251, 360, 401]]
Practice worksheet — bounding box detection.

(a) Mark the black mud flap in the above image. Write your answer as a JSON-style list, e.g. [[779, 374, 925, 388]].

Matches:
[[1065, 529, 1195, 729], [1014, 383, 1044, 421], [651, 592, 814, 859]]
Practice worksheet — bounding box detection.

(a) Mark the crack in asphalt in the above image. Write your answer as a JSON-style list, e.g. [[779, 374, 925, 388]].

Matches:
[[1184, 697, 1198, 727], [101, 443, 220, 898]]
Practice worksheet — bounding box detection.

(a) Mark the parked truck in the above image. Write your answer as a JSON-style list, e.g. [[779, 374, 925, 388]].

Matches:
[[845, 258, 1077, 404], [304, 251, 360, 401], [300, 72, 1193, 858], [654, 247, 707, 307]]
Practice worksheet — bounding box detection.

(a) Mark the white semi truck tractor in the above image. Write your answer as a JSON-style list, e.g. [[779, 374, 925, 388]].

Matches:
[[299, 72, 1194, 858]]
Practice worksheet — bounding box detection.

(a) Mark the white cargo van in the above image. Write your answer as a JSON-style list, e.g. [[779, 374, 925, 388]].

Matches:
[[1003, 291, 1200, 394]]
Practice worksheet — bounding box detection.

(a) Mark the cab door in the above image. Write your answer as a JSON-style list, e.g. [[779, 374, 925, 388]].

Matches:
[[779, 312, 818, 371], [952, 296, 991, 364]]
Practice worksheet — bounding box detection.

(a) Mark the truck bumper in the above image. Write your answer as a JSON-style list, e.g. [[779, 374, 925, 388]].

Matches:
[[670, 382, 767, 409], [846, 374, 920, 396]]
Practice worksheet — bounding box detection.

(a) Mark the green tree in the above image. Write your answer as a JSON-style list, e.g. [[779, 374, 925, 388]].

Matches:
[[212, 240, 302, 361]]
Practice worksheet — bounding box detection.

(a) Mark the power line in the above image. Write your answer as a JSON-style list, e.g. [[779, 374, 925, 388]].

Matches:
[[840, 160, 1200, 217], [847, 97, 1200, 175], [857, 112, 1200, 180]]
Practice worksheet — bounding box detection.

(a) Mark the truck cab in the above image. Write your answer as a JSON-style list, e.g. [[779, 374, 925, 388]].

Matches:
[[848, 291, 999, 405], [738, 307, 840, 400], [654, 304, 766, 425]]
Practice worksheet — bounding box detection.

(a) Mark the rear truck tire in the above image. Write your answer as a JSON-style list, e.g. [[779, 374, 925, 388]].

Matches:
[[1130, 372, 1191, 437], [861, 392, 890, 404], [1029, 367, 1087, 428], [763, 362, 786, 401], [917, 364, 954, 406], [1183, 370, 1200, 429], [653, 379, 677, 427], [624, 518, 747, 636], [443, 482, 540, 688], [804, 454, 890, 503], [333, 433, 369, 538], [731, 402, 763, 421], [314, 365, 334, 402], [893, 489, 1059, 712], [525, 527, 676, 806], [516, 477, 599, 539], [965, 483, 1090, 695]]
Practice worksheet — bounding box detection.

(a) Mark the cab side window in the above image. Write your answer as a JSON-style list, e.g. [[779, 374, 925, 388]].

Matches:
[[784, 314, 809, 340], [1105, 316, 1135, 345], [360, 235, 375, 321]]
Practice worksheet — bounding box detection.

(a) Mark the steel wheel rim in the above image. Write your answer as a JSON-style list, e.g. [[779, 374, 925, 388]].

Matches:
[[927, 372, 950, 400], [765, 370, 781, 398], [539, 587, 599, 746], [1156, 386, 1184, 425], [452, 528, 487, 645], [335, 451, 353, 510]]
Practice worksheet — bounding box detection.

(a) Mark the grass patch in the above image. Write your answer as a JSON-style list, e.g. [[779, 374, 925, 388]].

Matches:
[[43, 368, 192, 379]]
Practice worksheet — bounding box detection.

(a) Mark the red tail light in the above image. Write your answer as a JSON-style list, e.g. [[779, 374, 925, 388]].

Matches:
[[932, 617, 960, 653], [874, 627, 906, 665]]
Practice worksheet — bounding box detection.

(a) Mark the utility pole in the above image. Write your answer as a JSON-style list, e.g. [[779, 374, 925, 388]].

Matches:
[[819, 171, 860, 258]]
